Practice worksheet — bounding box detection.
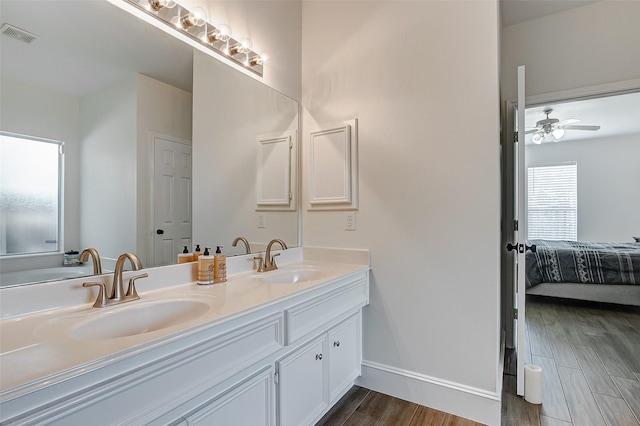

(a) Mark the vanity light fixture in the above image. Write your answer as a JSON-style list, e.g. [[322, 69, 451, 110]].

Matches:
[[128, 0, 266, 76]]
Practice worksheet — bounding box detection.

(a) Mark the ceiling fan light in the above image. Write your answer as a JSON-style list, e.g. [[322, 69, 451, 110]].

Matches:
[[552, 128, 565, 140], [532, 132, 543, 144]]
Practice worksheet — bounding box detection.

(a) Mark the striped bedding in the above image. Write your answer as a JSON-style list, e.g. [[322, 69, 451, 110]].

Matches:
[[525, 239, 640, 288]]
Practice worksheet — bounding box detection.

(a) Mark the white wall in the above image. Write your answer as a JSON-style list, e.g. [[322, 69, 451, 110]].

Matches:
[[80, 76, 138, 263], [0, 77, 81, 270], [136, 74, 193, 265], [302, 2, 501, 424], [501, 1, 640, 100], [192, 51, 299, 255], [526, 134, 640, 242]]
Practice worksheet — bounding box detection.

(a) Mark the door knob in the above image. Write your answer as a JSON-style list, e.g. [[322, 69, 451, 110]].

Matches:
[[526, 244, 537, 253], [156, 229, 165, 235], [506, 243, 517, 252]]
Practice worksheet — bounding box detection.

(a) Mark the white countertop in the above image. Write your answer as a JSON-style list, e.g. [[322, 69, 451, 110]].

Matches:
[[0, 247, 369, 400]]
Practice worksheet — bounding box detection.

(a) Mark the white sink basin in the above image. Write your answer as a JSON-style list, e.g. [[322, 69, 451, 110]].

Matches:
[[72, 299, 210, 340], [260, 268, 326, 284]]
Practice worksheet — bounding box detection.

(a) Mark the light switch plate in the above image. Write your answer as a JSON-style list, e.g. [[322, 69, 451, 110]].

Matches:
[[345, 212, 356, 231], [258, 213, 266, 228]]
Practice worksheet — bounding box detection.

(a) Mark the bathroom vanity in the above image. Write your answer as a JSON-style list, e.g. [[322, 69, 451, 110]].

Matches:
[[0, 248, 370, 425]]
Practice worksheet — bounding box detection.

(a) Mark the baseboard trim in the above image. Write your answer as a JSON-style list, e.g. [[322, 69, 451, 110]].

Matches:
[[356, 360, 501, 425]]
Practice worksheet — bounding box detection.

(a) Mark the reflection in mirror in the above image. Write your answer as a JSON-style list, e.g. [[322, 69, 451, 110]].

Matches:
[[0, 0, 299, 287], [193, 51, 299, 256]]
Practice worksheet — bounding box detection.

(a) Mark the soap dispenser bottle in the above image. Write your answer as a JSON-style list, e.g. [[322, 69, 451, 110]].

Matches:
[[197, 247, 215, 285], [178, 246, 193, 263], [193, 244, 203, 261], [213, 246, 227, 283]]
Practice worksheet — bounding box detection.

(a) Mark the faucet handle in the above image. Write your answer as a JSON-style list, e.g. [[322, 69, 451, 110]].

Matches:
[[270, 253, 281, 268], [254, 256, 264, 272], [126, 273, 148, 299], [83, 282, 107, 308]]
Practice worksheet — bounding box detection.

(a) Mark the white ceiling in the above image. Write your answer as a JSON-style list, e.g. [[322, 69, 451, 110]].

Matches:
[[500, 0, 601, 27], [0, 1, 193, 97], [524, 91, 640, 144]]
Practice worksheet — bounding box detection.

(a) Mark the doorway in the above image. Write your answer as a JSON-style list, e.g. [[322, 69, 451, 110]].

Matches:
[[501, 85, 640, 420], [151, 134, 192, 266]]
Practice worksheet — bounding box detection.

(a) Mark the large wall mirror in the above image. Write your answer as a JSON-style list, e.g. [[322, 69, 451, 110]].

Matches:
[[0, 0, 299, 287]]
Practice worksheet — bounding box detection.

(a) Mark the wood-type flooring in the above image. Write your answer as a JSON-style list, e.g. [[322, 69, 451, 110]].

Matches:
[[318, 296, 640, 426]]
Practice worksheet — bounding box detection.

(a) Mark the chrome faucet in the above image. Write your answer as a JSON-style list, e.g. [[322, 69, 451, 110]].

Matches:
[[260, 239, 288, 272], [83, 252, 147, 308], [79, 248, 102, 275], [232, 236, 251, 254]]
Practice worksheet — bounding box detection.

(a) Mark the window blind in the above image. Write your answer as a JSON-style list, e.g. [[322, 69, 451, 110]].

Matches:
[[527, 163, 577, 241]]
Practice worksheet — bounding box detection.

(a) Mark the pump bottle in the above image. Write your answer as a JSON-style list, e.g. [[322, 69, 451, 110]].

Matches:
[[178, 246, 193, 263], [213, 246, 227, 283], [197, 247, 215, 285]]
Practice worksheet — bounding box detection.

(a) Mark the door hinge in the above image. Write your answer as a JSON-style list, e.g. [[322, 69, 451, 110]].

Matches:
[[289, 192, 293, 201], [274, 371, 279, 384], [514, 308, 518, 320], [514, 133, 518, 143], [514, 219, 519, 231]]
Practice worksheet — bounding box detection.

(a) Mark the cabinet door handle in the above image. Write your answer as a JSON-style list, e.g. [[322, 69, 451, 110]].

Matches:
[[333, 341, 340, 347], [315, 354, 323, 360]]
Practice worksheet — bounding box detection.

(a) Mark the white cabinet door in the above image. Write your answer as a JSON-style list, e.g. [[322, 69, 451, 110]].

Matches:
[[328, 313, 361, 402], [183, 367, 275, 426], [277, 337, 328, 426]]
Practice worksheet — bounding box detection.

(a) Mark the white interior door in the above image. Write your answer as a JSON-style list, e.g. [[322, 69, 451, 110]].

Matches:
[[153, 135, 192, 266], [515, 65, 527, 396]]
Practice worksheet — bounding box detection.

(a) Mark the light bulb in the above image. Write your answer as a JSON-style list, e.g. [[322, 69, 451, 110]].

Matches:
[[532, 132, 543, 144], [249, 52, 269, 67], [147, 0, 176, 12], [240, 38, 253, 51], [204, 24, 232, 44], [229, 37, 252, 56], [551, 128, 565, 140], [173, 6, 207, 29]]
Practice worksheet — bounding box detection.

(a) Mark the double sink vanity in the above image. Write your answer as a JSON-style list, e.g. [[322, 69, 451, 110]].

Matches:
[[0, 247, 370, 425]]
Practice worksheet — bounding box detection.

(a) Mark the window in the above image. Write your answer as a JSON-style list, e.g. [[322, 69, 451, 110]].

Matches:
[[0, 132, 63, 255], [527, 163, 577, 241]]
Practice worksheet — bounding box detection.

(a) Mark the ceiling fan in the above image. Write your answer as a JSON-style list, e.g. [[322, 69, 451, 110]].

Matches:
[[526, 107, 600, 144]]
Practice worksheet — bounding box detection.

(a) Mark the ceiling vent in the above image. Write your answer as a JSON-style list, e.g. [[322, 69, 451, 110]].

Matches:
[[0, 23, 39, 44]]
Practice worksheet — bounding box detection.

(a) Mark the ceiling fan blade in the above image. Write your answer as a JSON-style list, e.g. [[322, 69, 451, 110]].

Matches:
[[557, 118, 580, 125], [563, 125, 601, 131], [525, 129, 540, 134]]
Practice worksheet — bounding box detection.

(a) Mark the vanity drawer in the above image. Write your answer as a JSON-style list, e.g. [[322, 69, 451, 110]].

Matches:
[[284, 278, 368, 345]]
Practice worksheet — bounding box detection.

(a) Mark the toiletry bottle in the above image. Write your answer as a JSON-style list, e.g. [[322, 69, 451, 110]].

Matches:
[[178, 246, 193, 263], [213, 246, 227, 283], [197, 247, 215, 285], [193, 244, 202, 261], [64, 250, 80, 266]]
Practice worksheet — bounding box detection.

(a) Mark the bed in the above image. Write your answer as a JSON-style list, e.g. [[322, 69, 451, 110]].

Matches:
[[525, 239, 640, 306]]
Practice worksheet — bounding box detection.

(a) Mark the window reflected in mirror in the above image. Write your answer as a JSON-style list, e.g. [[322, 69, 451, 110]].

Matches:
[[0, 132, 63, 255]]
